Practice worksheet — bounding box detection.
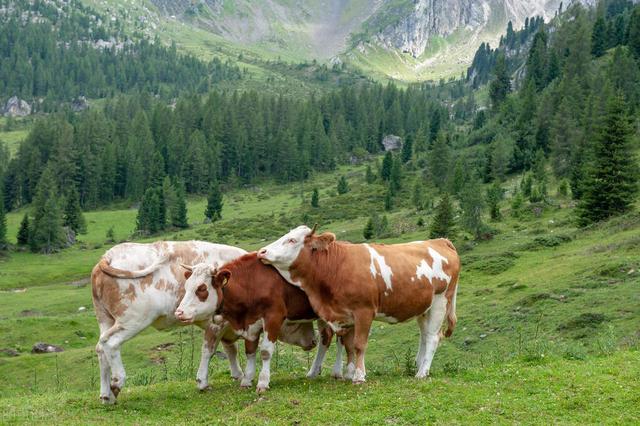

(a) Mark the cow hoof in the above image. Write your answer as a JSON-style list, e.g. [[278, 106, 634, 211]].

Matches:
[[352, 379, 366, 385], [198, 385, 211, 392], [330, 372, 343, 380], [110, 385, 121, 398], [306, 369, 320, 379], [256, 386, 268, 394], [240, 382, 252, 389], [415, 372, 429, 379], [231, 373, 244, 381], [100, 395, 116, 405]]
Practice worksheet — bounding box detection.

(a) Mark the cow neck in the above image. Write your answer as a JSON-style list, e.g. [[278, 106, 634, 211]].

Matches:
[[214, 285, 225, 315], [290, 241, 341, 289]]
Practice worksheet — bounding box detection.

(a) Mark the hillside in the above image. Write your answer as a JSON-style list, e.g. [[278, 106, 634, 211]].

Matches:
[[0, 161, 639, 422]]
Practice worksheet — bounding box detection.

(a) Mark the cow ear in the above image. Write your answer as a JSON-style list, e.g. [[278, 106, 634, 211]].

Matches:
[[184, 271, 193, 279], [311, 232, 336, 251], [213, 270, 231, 289]]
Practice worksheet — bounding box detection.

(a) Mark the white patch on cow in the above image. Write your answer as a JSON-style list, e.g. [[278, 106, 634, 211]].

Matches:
[[257, 331, 275, 392], [416, 247, 451, 285], [353, 368, 366, 383], [345, 362, 356, 380], [364, 244, 394, 291], [237, 319, 264, 341], [375, 313, 399, 324], [278, 269, 302, 288], [411, 277, 415, 282]]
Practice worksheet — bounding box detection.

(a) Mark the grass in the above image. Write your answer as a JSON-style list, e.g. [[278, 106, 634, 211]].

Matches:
[[1, 158, 639, 423]]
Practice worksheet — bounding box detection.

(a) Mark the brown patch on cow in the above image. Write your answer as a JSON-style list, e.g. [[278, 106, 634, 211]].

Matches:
[[123, 283, 136, 302], [196, 284, 209, 302], [140, 274, 154, 290], [308, 232, 336, 251], [184, 271, 192, 279], [155, 279, 169, 291]]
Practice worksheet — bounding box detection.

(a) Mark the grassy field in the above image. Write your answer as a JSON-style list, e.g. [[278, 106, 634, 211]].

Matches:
[[1, 160, 639, 423]]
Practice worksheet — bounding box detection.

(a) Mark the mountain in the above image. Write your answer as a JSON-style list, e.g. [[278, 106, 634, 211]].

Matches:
[[94, 0, 596, 81]]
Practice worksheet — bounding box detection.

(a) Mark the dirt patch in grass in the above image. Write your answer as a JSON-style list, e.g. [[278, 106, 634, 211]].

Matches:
[[465, 252, 518, 275], [557, 313, 607, 331]]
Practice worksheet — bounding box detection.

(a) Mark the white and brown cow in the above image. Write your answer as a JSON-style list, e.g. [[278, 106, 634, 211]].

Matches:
[[92, 240, 246, 404], [175, 252, 344, 392], [257, 225, 460, 384]]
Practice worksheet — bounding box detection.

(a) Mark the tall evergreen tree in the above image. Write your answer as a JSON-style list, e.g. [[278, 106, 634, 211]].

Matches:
[[337, 176, 349, 194], [486, 182, 504, 220], [591, 16, 607, 57], [171, 181, 189, 229], [489, 53, 511, 110], [30, 167, 66, 253], [310, 188, 320, 208], [365, 165, 375, 184], [430, 193, 454, 239], [363, 217, 374, 240], [401, 134, 413, 163], [136, 187, 166, 234], [17, 213, 30, 246], [628, 7, 640, 59], [205, 182, 224, 222], [389, 156, 402, 194], [578, 94, 638, 225], [63, 188, 87, 235], [429, 133, 451, 190], [460, 174, 486, 239], [0, 188, 6, 248], [380, 151, 393, 181]]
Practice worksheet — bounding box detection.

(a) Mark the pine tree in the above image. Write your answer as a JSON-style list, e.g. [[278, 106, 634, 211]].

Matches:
[[337, 176, 349, 194], [136, 187, 165, 234], [379, 215, 389, 237], [384, 187, 393, 211], [205, 182, 224, 222], [486, 182, 504, 220], [591, 16, 607, 57], [63, 188, 87, 235], [628, 7, 640, 59], [365, 165, 375, 184], [30, 167, 66, 253], [401, 135, 413, 163], [489, 52, 511, 110], [430, 193, 454, 239], [412, 181, 424, 210], [460, 175, 486, 239], [310, 188, 320, 208], [171, 181, 189, 229], [578, 94, 639, 225], [429, 133, 451, 190], [380, 151, 393, 181], [363, 217, 374, 240], [389, 156, 402, 194], [17, 213, 30, 246]]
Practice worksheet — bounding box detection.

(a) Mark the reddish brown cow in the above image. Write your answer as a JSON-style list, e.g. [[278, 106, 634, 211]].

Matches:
[[258, 225, 460, 384], [175, 253, 343, 392]]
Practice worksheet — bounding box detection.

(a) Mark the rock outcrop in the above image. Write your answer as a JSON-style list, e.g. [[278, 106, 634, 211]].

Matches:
[[3, 96, 31, 117]]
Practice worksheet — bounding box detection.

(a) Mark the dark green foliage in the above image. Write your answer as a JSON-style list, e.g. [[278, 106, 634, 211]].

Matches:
[[365, 165, 375, 184], [487, 182, 504, 220], [511, 192, 525, 218], [380, 152, 393, 181], [412, 181, 424, 210], [337, 176, 349, 195], [389, 156, 402, 194], [363, 217, 374, 239], [460, 174, 486, 239], [489, 53, 511, 110], [578, 94, 638, 225], [429, 133, 450, 190], [171, 181, 189, 229], [205, 182, 224, 222], [526, 29, 549, 90], [384, 187, 393, 211], [17, 214, 30, 246], [29, 167, 66, 253], [63, 188, 87, 235], [136, 188, 166, 235], [592, 16, 607, 57], [401, 135, 413, 163], [628, 7, 640, 59], [105, 226, 115, 243], [310, 188, 320, 208], [430, 193, 455, 239]]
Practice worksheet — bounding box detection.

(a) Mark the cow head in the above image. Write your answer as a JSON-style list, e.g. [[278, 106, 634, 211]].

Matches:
[[175, 263, 222, 324], [257, 224, 336, 274]]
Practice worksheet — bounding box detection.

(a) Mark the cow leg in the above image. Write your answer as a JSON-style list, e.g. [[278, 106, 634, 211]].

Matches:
[[240, 338, 258, 388], [95, 318, 116, 404], [307, 320, 331, 378], [341, 329, 356, 380], [221, 340, 243, 381], [416, 293, 448, 378], [257, 323, 279, 393], [352, 311, 374, 384], [100, 320, 152, 399], [330, 335, 344, 379], [195, 322, 240, 391]]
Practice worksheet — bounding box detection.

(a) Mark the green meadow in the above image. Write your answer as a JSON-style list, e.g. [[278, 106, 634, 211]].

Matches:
[[1, 161, 639, 423]]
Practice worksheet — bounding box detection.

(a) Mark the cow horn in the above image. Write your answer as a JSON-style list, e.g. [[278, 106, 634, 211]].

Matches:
[[309, 223, 318, 236], [180, 263, 193, 272]]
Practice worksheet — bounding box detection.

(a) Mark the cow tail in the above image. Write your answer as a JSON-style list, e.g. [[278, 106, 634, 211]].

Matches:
[[444, 278, 458, 338]]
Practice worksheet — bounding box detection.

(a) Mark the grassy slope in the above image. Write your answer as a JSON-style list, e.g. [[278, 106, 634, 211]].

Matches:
[[0, 160, 639, 423]]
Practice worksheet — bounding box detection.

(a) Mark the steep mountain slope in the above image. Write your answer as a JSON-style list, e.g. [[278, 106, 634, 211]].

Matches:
[[82, 0, 595, 81]]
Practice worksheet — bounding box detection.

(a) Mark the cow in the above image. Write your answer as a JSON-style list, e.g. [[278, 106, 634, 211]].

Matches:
[[92, 240, 247, 404], [257, 225, 460, 384], [174, 252, 345, 392]]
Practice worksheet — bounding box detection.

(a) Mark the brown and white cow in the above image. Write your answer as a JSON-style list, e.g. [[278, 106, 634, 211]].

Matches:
[[92, 240, 247, 404], [257, 225, 460, 384], [174, 252, 344, 392]]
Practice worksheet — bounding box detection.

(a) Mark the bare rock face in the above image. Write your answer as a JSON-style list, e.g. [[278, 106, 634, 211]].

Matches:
[[71, 96, 89, 112], [3, 96, 31, 117], [382, 135, 402, 151], [32, 342, 64, 354]]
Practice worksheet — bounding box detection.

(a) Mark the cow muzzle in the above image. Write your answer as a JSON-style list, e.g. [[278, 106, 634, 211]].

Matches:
[[174, 309, 194, 324], [257, 249, 270, 264]]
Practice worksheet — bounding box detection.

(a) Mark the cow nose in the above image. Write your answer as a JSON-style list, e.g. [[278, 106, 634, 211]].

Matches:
[[175, 309, 184, 318], [257, 249, 267, 258]]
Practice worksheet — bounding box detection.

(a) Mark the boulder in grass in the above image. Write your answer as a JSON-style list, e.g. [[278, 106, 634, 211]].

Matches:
[[31, 343, 64, 354]]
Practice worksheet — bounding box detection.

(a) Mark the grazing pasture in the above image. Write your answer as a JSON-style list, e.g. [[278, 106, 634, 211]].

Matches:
[[0, 163, 639, 423]]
